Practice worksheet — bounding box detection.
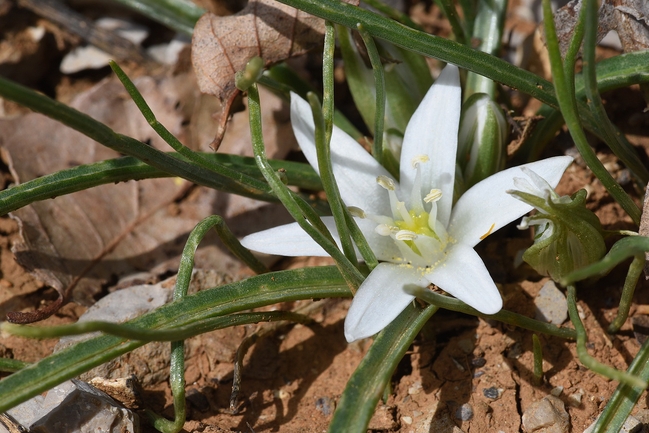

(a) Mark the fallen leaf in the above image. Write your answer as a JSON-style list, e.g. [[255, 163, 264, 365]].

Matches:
[[191, 0, 358, 148], [0, 76, 190, 322], [0, 74, 297, 322], [612, 0, 649, 53]]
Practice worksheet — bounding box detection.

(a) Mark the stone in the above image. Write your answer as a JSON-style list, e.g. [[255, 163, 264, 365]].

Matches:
[[534, 281, 568, 325], [483, 387, 502, 400], [455, 403, 474, 421], [315, 397, 335, 416], [6, 379, 139, 433], [522, 395, 569, 433]]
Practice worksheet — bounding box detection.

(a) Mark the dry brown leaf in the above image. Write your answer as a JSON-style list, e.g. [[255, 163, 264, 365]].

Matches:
[[0, 76, 190, 322], [0, 75, 297, 322], [191, 0, 358, 148], [549, 0, 649, 56], [612, 0, 649, 53]]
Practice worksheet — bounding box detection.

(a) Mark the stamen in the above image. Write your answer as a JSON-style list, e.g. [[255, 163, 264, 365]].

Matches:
[[411, 154, 429, 168], [410, 155, 429, 213], [424, 189, 442, 203], [395, 230, 417, 241], [347, 206, 366, 218], [377, 176, 395, 191], [375, 224, 397, 236], [397, 202, 414, 226]]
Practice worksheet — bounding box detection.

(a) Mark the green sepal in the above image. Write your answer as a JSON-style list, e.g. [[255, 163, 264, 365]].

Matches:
[[512, 189, 606, 281]]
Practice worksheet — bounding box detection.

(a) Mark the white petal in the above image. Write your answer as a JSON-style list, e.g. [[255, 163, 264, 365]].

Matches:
[[448, 156, 573, 247], [240, 221, 331, 257], [344, 263, 426, 342], [425, 244, 502, 314], [290, 93, 392, 215], [355, 219, 402, 262], [399, 64, 461, 227]]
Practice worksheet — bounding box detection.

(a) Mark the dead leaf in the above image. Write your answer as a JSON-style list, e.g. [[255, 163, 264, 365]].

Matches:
[[548, 0, 649, 56], [612, 0, 649, 53], [191, 0, 358, 148], [0, 76, 192, 322], [0, 74, 298, 322]]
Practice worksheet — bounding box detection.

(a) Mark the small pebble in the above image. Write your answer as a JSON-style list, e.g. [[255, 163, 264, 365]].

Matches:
[[471, 357, 486, 367], [401, 416, 413, 425], [473, 371, 485, 378], [408, 381, 422, 395], [455, 403, 473, 421], [550, 386, 564, 397], [483, 387, 501, 400], [567, 391, 583, 407], [534, 280, 568, 325], [315, 397, 335, 416], [522, 395, 569, 433], [186, 388, 210, 412]]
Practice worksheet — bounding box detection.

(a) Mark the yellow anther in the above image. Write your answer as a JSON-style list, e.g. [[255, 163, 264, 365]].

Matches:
[[424, 189, 443, 203], [376, 224, 398, 236], [411, 154, 430, 168], [480, 223, 496, 240], [348, 206, 366, 218], [395, 230, 418, 241], [377, 176, 396, 191]]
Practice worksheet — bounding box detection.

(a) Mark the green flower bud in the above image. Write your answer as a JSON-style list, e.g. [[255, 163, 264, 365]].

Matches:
[[508, 167, 606, 281], [338, 26, 432, 164], [457, 93, 508, 190], [235, 56, 265, 91]]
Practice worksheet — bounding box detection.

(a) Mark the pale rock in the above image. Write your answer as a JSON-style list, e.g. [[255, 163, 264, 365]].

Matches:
[[6, 379, 139, 433], [522, 395, 569, 433], [534, 281, 568, 325]]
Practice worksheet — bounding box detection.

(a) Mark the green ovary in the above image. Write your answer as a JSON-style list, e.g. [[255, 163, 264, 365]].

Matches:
[[395, 210, 435, 238]]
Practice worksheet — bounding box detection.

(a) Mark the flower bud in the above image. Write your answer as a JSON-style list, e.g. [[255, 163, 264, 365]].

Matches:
[[508, 168, 606, 281], [457, 93, 508, 190]]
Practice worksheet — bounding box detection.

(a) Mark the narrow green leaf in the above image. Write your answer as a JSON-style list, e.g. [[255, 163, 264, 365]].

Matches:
[[328, 303, 438, 432], [560, 236, 649, 285], [110, 0, 204, 36], [0, 266, 349, 413], [0, 154, 321, 217]]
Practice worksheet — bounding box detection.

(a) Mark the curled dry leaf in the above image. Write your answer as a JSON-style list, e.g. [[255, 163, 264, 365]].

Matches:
[[0, 76, 191, 322], [191, 0, 358, 148], [549, 0, 649, 56]]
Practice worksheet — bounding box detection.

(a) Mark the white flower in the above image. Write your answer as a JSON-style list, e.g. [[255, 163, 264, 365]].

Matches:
[[241, 65, 573, 342]]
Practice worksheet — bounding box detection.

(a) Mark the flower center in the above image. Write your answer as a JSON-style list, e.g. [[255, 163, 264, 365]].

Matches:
[[353, 155, 449, 266]]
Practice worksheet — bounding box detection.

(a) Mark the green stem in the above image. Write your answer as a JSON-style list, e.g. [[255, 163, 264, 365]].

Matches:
[[581, 0, 649, 186], [567, 285, 646, 388], [532, 334, 543, 385], [405, 286, 576, 340], [591, 337, 649, 433], [541, 0, 641, 225], [356, 24, 386, 167], [248, 84, 365, 291], [312, 24, 357, 266], [433, 0, 467, 44], [608, 255, 643, 333], [0, 74, 275, 202], [464, 0, 507, 99]]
